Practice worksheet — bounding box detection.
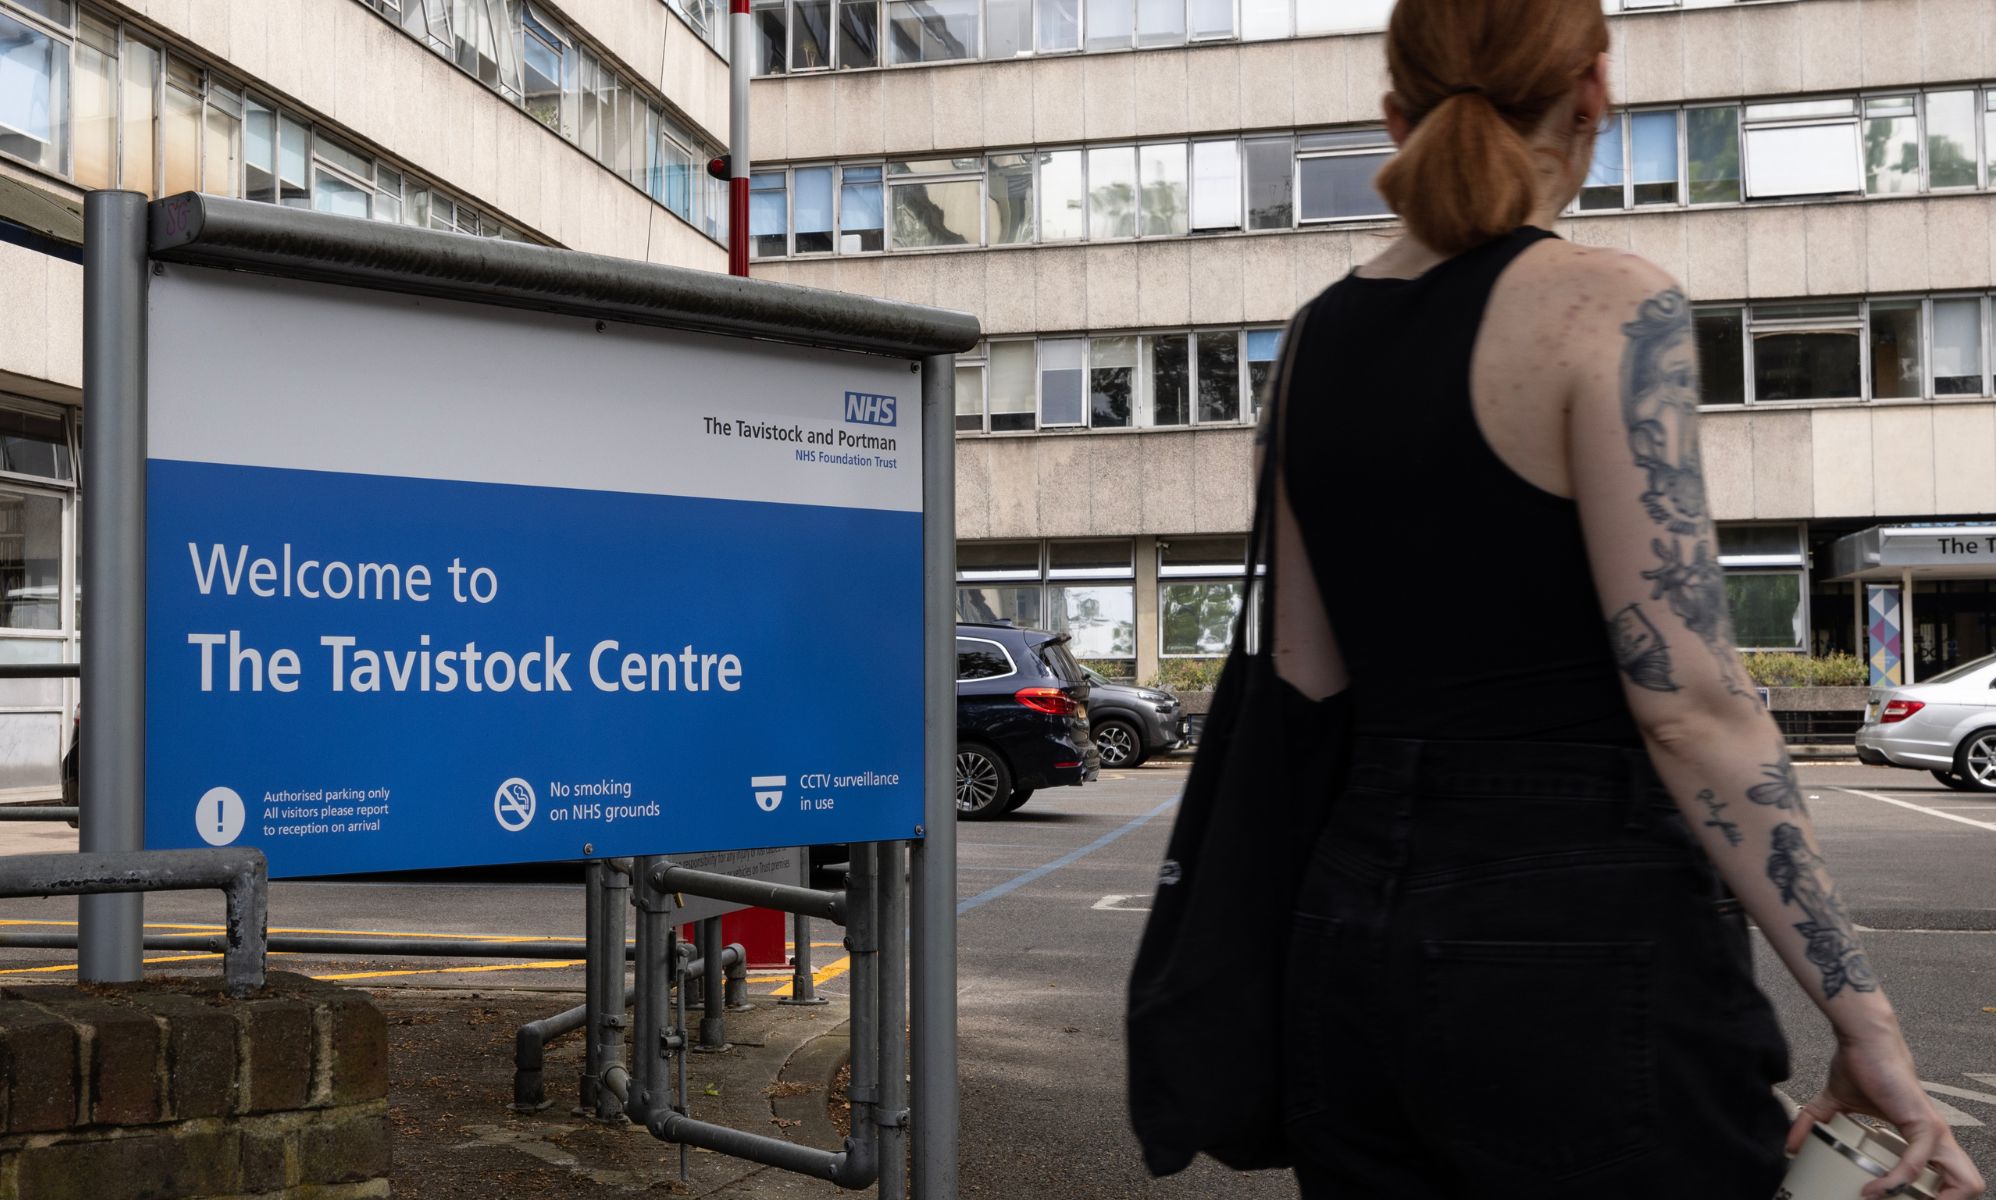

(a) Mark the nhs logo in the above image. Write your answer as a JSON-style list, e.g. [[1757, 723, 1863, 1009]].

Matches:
[[843, 391, 898, 427]]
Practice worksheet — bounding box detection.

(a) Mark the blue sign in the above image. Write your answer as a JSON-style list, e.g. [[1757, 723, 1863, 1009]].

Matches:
[[142, 267, 928, 878]]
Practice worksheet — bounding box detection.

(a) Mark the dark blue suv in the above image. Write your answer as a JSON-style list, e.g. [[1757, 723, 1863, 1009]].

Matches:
[[955, 623, 1099, 819]]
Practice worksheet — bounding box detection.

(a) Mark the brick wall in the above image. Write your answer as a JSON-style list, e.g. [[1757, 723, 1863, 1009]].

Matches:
[[0, 972, 389, 1200]]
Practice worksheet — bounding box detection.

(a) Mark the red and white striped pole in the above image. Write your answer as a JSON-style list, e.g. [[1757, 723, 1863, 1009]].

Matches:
[[726, 0, 751, 277]]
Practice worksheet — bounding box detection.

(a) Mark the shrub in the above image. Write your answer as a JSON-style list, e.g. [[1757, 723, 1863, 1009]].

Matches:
[[1143, 658, 1226, 693], [1740, 652, 1867, 688]]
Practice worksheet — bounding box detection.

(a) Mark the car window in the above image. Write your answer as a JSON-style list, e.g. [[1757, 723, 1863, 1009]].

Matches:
[[956, 637, 1014, 681], [1922, 652, 1996, 685], [1032, 636, 1085, 683]]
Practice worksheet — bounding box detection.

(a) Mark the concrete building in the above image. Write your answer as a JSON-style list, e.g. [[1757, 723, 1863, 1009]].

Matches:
[[744, 0, 1996, 697], [0, 0, 732, 797]]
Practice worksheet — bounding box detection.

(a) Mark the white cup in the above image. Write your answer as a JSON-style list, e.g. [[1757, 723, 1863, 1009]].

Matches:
[[1777, 1113, 1940, 1200]]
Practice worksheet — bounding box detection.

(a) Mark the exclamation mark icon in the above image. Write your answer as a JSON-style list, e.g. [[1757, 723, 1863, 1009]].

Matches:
[[197, 787, 245, 847]]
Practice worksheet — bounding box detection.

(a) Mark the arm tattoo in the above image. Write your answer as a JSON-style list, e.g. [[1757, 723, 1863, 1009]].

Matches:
[[1620, 290, 1752, 698], [1608, 604, 1679, 691], [1694, 788, 1743, 847], [1767, 823, 1877, 999], [1747, 759, 1807, 814]]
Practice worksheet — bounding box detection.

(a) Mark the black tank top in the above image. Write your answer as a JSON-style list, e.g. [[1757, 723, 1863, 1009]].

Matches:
[[1281, 227, 1643, 746]]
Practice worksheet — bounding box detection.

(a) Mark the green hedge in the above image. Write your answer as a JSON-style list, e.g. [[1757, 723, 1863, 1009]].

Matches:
[[1740, 652, 1867, 688], [1143, 658, 1226, 693]]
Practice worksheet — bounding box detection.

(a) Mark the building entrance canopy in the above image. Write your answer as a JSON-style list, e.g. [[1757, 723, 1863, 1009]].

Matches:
[[1828, 524, 1996, 582]]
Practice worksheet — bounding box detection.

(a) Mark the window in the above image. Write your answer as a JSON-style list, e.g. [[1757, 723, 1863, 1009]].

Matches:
[[1090, 336, 1136, 428], [70, 10, 109, 187], [1187, 0, 1231, 39], [521, 4, 566, 130], [1087, 145, 1136, 239], [840, 163, 885, 251], [986, 0, 1030, 56], [1039, 338, 1087, 426], [1241, 0, 1287, 40], [840, 0, 880, 66], [1087, 0, 1133, 49], [278, 113, 308, 206], [1695, 306, 1746, 406], [988, 340, 1037, 432], [1750, 302, 1863, 403], [987, 152, 1033, 243], [1136, 0, 1183, 46], [1149, 334, 1189, 426], [887, 0, 977, 60], [1138, 142, 1187, 237], [1987, 90, 1996, 185], [889, 156, 980, 247], [1630, 110, 1677, 205], [1296, 130, 1392, 220], [1245, 328, 1281, 412], [1744, 98, 1861, 199], [1297, 0, 1390, 33], [793, 164, 834, 252], [454, 0, 523, 97], [792, 0, 833, 68], [959, 539, 1040, 579], [1580, 114, 1624, 210], [1726, 573, 1805, 652], [955, 351, 986, 431], [243, 97, 274, 202], [1685, 105, 1741, 204], [1038, 0, 1079, 51], [749, 170, 787, 257], [1196, 330, 1240, 423], [955, 637, 1016, 680], [1048, 538, 1133, 576], [1039, 148, 1085, 241], [1050, 584, 1136, 661], [1932, 298, 1986, 396], [1243, 136, 1293, 230], [1864, 95, 1919, 195], [1159, 536, 1249, 657], [312, 133, 374, 219], [1926, 90, 1980, 190], [201, 85, 240, 197], [120, 33, 155, 197], [1868, 299, 1922, 400], [1189, 139, 1241, 230], [0, 6, 66, 176]]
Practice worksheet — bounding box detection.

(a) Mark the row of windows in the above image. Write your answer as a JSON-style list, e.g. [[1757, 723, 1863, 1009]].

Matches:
[[353, 0, 730, 241], [749, 84, 1996, 260], [751, 0, 1764, 75], [1696, 294, 1996, 407], [749, 130, 1392, 256], [1583, 88, 1996, 212], [955, 327, 1282, 433], [0, 1, 529, 238]]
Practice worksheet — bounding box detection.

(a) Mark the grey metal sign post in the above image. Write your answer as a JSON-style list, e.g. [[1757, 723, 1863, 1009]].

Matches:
[[77, 190, 972, 1195]]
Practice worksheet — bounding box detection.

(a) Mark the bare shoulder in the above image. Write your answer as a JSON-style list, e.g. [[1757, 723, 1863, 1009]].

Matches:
[[1504, 241, 1683, 328]]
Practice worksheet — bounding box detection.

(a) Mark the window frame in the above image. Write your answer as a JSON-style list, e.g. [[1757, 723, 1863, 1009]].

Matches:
[[1291, 128, 1394, 224]]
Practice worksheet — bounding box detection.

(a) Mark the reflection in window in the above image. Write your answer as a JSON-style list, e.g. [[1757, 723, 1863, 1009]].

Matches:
[[1581, 114, 1624, 210], [243, 98, 275, 202], [521, 4, 566, 130], [1694, 306, 1745, 406], [71, 13, 113, 189], [750, 171, 787, 257], [1150, 335, 1189, 427], [0, 491, 62, 632], [1087, 145, 1137, 240], [1040, 339, 1087, 426], [988, 153, 1034, 243], [840, 0, 880, 66], [0, 408, 71, 482], [121, 35, 157, 198], [1864, 95, 1919, 195], [1090, 337, 1137, 428], [1196, 331, 1239, 423], [1868, 301, 1922, 400], [1245, 328, 1280, 414], [1038, 0, 1078, 50], [0, 9, 66, 176], [1686, 106, 1741, 203], [888, 0, 977, 63], [1726, 573, 1804, 651], [1926, 90, 1979, 189], [1244, 137, 1293, 230], [1630, 111, 1677, 205], [954, 635, 1017, 678], [1933, 298, 1985, 396], [1161, 582, 1241, 656], [890, 161, 979, 248], [1051, 585, 1136, 659], [1039, 148, 1085, 241], [985, 0, 1029, 56], [1296, 132, 1392, 220], [1139, 142, 1187, 237], [1751, 304, 1862, 402], [793, 0, 833, 68]]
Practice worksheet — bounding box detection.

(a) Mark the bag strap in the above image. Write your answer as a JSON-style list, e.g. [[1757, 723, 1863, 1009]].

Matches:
[[1233, 302, 1316, 656]]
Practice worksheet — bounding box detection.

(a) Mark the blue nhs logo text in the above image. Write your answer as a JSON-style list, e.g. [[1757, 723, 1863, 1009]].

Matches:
[[844, 391, 898, 427]]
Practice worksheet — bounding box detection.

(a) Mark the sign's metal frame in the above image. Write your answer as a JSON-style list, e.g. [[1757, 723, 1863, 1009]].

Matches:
[[80, 190, 972, 1198]]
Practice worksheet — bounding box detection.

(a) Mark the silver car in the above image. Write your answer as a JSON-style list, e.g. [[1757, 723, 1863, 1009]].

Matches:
[[1854, 652, 1996, 792]]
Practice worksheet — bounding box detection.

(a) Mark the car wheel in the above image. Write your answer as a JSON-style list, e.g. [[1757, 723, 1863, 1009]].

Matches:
[[1931, 770, 1980, 791], [1000, 786, 1034, 814], [1094, 719, 1142, 769], [1953, 729, 1996, 793], [955, 743, 1013, 820]]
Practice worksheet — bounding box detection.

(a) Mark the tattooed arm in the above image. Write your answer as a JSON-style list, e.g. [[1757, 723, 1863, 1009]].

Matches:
[[1564, 258, 1979, 1199]]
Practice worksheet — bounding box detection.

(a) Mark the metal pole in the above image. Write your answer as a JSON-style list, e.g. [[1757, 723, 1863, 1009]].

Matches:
[[697, 917, 728, 1050], [878, 841, 910, 1200], [1902, 567, 1917, 684], [728, 0, 750, 277], [780, 911, 827, 1005], [630, 855, 671, 1118], [597, 859, 631, 1121], [80, 189, 150, 984], [911, 352, 959, 1200], [580, 862, 605, 1114]]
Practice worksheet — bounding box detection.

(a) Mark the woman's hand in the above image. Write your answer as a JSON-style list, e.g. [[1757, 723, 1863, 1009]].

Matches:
[[1785, 1030, 1985, 1200]]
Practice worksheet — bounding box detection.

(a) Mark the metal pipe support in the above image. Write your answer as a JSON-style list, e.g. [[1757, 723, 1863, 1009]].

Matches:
[[648, 861, 846, 925]]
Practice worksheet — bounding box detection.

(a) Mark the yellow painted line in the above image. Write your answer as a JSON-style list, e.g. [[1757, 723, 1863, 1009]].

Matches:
[[311, 959, 587, 982], [0, 951, 226, 975], [0, 918, 587, 943], [767, 955, 851, 998]]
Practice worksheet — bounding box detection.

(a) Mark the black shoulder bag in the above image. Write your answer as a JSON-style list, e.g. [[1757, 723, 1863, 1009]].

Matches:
[[1124, 303, 1353, 1177]]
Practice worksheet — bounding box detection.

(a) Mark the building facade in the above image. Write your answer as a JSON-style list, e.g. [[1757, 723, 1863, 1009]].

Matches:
[[744, 0, 1996, 692], [0, 0, 734, 797]]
